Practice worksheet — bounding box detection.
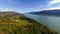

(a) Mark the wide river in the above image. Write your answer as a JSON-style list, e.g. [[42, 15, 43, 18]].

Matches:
[[24, 14, 60, 34]]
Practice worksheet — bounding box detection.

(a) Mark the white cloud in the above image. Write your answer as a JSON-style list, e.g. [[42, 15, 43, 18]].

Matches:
[[48, 0, 60, 6], [5, 8, 13, 11], [43, 7, 60, 10], [0, 8, 14, 11]]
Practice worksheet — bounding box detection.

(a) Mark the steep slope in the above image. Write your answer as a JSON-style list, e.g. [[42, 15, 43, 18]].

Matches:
[[30, 9, 60, 16], [0, 11, 58, 34]]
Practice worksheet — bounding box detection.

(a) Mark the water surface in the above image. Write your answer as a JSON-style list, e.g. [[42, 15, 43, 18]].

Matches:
[[24, 14, 60, 33]]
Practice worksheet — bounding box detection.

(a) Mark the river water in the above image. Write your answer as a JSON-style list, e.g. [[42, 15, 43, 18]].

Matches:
[[24, 14, 60, 34]]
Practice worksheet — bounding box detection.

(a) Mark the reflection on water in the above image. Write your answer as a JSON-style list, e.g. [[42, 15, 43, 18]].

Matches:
[[24, 14, 60, 34]]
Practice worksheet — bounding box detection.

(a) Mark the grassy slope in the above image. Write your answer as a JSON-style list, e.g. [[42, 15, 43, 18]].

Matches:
[[0, 12, 58, 34]]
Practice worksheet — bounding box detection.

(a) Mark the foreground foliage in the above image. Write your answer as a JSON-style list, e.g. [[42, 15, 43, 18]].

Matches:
[[0, 12, 58, 34]]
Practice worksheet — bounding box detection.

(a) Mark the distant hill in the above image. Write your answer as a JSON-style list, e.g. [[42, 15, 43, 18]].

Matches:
[[0, 11, 58, 34], [29, 9, 60, 16]]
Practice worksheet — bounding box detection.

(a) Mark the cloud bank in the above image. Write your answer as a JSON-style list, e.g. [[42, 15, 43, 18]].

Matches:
[[48, 0, 60, 6], [43, 7, 60, 10]]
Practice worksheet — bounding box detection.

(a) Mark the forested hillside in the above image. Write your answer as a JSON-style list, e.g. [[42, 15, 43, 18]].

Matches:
[[29, 9, 60, 16], [0, 12, 58, 34]]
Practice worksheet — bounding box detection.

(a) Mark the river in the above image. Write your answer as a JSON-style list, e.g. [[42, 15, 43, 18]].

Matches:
[[24, 14, 60, 34]]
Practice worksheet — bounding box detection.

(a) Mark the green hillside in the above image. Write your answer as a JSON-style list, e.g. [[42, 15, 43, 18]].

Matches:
[[0, 12, 58, 34]]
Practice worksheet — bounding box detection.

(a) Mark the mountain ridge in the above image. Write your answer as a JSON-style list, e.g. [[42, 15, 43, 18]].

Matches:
[[29, 9, 60, 16]]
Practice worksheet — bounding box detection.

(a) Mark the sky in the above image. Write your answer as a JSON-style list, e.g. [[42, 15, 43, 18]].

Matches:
[[0, 0, 60, 13]]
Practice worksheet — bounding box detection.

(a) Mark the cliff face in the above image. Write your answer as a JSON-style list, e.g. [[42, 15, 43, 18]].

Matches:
[[0, 12, 58, 34]]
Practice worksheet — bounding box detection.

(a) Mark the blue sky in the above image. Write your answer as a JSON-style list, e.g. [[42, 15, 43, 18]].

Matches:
[[0, 0, 60, 13]]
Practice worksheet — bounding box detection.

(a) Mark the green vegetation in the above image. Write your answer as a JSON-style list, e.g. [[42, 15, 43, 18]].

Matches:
[[0, 12, 58, 34]]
